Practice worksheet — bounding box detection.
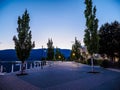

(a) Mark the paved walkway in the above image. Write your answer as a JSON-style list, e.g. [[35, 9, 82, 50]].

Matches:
[[0, 75, 40, 90], [0, 61, 120, 90], [107, 68, 120, 72]]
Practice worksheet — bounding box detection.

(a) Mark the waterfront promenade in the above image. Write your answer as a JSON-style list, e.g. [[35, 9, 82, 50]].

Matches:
[[0, 61, 120, 90]]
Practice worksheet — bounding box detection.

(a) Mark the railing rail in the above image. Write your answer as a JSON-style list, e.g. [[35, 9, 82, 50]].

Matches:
[[0, 60, 47, 74]]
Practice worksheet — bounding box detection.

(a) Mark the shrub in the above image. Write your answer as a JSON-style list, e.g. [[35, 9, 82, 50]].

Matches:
[[100, 60, 110, 68], [75, 60, 87, 64], [86, 58, 91, 65], [97, 59, 103, 65], [115, 60, 120, 68], [86, 58, 101, 65]]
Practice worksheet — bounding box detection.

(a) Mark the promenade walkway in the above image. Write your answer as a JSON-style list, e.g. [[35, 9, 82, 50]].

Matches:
[[0, 61, 120, 90]]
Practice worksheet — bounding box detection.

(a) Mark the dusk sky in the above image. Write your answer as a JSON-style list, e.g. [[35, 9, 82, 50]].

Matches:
[[0, 0, 120, 50]]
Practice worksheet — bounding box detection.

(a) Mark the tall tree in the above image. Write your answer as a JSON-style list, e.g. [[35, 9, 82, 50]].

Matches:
[[70, 37, 81, 60], [55, 47, 61, 60], [99, 21, 120, 62], [55, 47, 65, 61], [84, 0, 99, 71], [47, 38, 54, 60], [13, 10, 35, 74]]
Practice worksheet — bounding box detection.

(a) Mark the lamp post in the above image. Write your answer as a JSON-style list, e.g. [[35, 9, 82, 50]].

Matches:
[[44, 48, 46, 65], [41, 46, 47, 68], [42, 45, 43, 61], [41, 46, 44, 69]]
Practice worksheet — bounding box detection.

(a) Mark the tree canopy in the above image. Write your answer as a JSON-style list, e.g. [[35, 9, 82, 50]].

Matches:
[[70, 37, 81, 60], [55, 47, 65, 61], [84, 0, 99, 55], [47, 38, 54, 60], [99, 21, 120, 61], [13, 10, 35, 62]]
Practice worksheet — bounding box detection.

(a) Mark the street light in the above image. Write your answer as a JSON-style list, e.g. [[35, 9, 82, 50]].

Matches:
[[72, 53, 75, 57], [58, 55, 61, 60]]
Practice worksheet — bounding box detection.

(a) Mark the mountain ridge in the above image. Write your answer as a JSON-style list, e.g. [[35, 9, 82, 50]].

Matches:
[[0, 49, 71, 61]]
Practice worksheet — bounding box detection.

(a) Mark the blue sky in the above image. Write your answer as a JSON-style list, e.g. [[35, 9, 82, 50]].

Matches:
[[0, 0, 120, 50]]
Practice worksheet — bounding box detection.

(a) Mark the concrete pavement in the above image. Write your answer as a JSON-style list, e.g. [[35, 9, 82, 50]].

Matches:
[[0, 61, 120, 90]]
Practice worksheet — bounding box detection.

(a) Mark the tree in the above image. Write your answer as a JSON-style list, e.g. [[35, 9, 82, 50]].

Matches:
[[84, 0, 99, 72], [109, 21, 120, 62], [47, 38, 54, 60], [55, 47, 61, 60], [70, 37, 81, 60], [55, 47, 65, 61], [13, 10, 35, 74], [99, 21, 120, 62]]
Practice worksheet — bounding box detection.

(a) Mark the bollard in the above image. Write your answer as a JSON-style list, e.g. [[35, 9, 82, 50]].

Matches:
[[11, 64, 14, 73], [19, 64, 21, 71], [34, 62, 36, 68], [39, 62, 40, 67], [26, 63, 27, 69], [0, 65, 3, 73], [30, 63, 32, 69], [36, 62, 37, 67], [35, 62, 37, 68]]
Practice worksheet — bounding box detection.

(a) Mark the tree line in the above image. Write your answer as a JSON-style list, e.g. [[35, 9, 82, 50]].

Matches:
[[99, 21, 120, 62]]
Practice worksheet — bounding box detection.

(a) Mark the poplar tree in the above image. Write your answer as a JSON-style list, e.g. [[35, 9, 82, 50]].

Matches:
[[84, 0, 99, 72], [55, 47, 61, 60], [70, 37, 81, 60], [47, 38, 54, 60], [13, 10, 35, 74], [55, 47, 65, 61]]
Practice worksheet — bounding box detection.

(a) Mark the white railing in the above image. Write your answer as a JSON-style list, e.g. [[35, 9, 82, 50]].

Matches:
[[0, 61, 47, 75]]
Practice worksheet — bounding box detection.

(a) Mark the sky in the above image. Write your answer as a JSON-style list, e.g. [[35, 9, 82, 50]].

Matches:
[[0, 0, 120, 50]]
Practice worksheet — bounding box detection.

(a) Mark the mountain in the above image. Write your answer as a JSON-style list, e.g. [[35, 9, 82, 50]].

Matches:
[[0, 49, 71, 61]]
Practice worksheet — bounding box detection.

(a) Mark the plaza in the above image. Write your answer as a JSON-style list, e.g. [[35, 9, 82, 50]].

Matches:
[[0, 61, 120, 90]]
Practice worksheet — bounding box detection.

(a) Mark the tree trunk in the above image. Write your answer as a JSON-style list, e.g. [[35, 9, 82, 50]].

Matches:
[[119, 54, 120, 61], [21, 61, 25, 74], [91, 55, 94, 72]]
